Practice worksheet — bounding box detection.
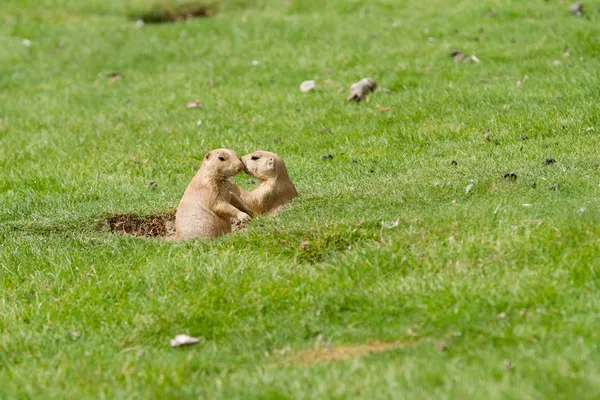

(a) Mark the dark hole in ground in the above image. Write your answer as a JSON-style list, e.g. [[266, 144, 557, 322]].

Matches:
[[102, 210, 176, 238], [132, 2, 215, 24]]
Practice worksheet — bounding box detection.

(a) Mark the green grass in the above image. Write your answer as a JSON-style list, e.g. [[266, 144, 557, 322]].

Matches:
[[2, 0, 600, 398]]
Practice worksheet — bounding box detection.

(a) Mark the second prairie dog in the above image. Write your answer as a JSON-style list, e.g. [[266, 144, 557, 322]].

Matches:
[[233, 150, 298, 216], [174, 149, 253, 240]]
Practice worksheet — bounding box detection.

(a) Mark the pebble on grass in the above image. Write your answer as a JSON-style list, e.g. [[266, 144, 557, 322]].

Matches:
[[170, 334, 199, 348], [186, 100, 203, 109], [569, 2, 584, 16], [299, 80, 316, 93], [544, 158, 556, 165]]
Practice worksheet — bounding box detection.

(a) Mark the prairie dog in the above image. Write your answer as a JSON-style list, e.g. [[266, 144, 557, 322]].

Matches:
[[233, 150, 298, 216], [175, 149, 252, 240]]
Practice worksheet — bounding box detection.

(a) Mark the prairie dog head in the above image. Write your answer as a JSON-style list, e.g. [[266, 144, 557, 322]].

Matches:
[[202, 148, 244, 178], [242, 150, 286, 180]]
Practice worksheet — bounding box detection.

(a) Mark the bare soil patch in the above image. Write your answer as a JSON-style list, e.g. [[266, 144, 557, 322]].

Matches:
[[133, 2, 215, 24], [101, 210, 176, 238], [292, 340, 421, 364]]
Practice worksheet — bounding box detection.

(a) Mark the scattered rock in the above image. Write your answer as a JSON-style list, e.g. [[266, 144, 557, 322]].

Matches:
[[321, 154, 333, 161], [501, 173, 517, 181], [170, 334, 199, 348], [186, 100, 203, 109], [148, 181, 158, 190], [497, 312, 507, 319], [465, 183, 474, 194], [348, 78, 377, 102], [569, 2, 584, 17], [544, 158, 556, 165], [549, 184, 560, 191], [451, 160, 458, 166], [299, 80, 316, 93], [530, 181, 537, 188], [23, 39, 32, 47], [552, 60, 562, 67], [251, 60, 259, 66], [376, 104, 391, 113]]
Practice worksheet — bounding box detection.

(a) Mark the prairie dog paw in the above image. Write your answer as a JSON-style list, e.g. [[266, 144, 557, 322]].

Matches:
[[232, 212, 251, 231]]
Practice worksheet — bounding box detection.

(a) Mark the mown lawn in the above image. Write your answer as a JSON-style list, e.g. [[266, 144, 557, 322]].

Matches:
[[1, 0, 600, 398]]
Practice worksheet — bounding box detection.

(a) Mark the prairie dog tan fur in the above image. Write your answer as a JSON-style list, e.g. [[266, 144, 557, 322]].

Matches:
[[175, 149, 252, 240], [233, 150, 298, 216]]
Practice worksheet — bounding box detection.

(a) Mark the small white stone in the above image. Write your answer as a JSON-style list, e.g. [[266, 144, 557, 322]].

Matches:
[[23, 39, 31, 47], [136, 19, 144, 28], [196, 120, 202, 126], [170, 334, 199, 348], [465, 183, 474, 194], [299, 80, 316, 93], [251, 60, 259, 66]]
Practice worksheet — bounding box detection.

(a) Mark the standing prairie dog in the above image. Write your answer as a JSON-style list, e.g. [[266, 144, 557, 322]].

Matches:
[[233, 150, 298, 216], [175, 149, 253, 240]]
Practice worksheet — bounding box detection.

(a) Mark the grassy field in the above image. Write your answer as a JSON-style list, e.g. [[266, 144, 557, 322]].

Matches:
[[1, 0, 600, 398]]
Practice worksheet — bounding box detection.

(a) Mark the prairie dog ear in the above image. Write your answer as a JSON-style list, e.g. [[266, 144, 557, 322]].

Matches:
[[205, 152, 211, 160], [267, 157, 275, 168]]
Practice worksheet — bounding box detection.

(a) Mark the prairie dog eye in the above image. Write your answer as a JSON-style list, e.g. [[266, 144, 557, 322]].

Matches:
[[218, 156, 225, 161], [251, 156, 260, 160]]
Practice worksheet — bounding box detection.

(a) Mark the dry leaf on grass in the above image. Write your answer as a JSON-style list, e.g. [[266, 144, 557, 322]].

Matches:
[[348, 78, 377, 101], [376, 104, 391, 113], [186, 100, 203, 109]]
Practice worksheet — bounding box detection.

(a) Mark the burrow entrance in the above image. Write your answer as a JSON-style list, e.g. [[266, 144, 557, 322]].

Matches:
[[131, 2, 215, 24], [101, 210, 176, 238]]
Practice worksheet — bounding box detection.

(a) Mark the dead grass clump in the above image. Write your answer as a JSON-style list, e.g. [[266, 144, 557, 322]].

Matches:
[[134, 2, 215, 24], [292, 340, 420, 364], [102, 210, 176, 238]]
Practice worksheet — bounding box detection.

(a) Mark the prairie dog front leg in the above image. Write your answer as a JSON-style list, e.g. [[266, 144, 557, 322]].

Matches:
[[213, 201, 250, 221], [229, 193, 253, 217]]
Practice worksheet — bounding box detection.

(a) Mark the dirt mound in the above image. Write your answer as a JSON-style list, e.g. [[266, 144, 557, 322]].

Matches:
[[102, 210, 176, 238], [133, 2, 215, 24]]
